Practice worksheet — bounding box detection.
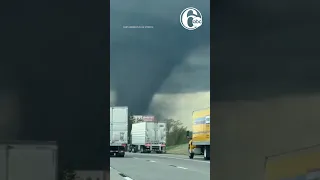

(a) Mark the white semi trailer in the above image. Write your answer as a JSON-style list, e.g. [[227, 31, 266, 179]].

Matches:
[[130, 122, 166, 153], [0, 141, 58, 180], [110, 106, 128, 157]]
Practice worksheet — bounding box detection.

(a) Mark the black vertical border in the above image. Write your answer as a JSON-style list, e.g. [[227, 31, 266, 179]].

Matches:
[[107, 0, 111, 175], [209, 0, 214, 179], [101, 0, 111, 175]]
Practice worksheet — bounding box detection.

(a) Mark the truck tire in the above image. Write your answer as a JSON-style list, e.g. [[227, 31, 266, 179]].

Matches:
[[188, 145, 194, 159], [188, 149, 194, 159], [118, 154, 125, 157], [189, 152, 194, 159], [140, 146, 147, 153], [132, 146, 137, 153], [203, 146, 210, 160]]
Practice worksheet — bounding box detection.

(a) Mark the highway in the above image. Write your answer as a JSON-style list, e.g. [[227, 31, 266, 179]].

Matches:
[[110, 152, 210, 180]]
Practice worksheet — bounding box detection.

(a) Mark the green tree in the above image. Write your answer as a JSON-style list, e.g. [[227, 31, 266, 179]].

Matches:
[[165, 118, 189, 146]]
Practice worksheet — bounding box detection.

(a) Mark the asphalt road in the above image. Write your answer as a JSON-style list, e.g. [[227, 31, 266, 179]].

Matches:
[[110, 152, 210, 180]]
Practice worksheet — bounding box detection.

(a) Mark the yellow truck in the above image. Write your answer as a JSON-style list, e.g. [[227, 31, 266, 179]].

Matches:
[[186, 107, 210, 160]]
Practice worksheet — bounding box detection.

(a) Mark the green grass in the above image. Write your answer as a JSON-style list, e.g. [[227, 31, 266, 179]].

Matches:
[[166, 143, 188, 155]]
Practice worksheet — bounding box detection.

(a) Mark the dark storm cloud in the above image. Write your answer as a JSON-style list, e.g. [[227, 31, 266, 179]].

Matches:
[[110, 1, 210, 114]]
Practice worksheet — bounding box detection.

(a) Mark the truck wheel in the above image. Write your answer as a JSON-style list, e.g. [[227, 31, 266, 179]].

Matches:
[[132, 147, 137, 153], [188, 146, 194, 159], [188, 149, 194, 159], [203, 146, 210, 160], [189, 152, 194, 159]]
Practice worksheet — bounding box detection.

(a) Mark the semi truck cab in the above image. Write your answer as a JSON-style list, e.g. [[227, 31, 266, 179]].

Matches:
[[110, 144, 126, 157]]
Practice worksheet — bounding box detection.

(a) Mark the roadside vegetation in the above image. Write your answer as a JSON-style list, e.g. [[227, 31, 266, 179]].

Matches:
[[166, 143, 189, 155]]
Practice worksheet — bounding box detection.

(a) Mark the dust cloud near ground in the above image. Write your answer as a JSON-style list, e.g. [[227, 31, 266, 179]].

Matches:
[[148, 48, 210, 129], [149, 92, 210, 129]]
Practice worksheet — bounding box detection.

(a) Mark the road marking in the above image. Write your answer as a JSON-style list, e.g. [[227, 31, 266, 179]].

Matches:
[[129, 153, 210, 163], [111, 167, 134, 180], [164, 156, 209, 163], [132, 157, 156, 163], [110, 166, 120, 173], [169, 164, 188, 170], [119, 173, 134, 180]]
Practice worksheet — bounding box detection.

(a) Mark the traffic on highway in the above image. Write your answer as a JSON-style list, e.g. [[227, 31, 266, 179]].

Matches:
[[110, 106, 210, 180]]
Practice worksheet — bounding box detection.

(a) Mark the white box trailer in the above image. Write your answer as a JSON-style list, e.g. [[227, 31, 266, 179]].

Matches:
[[130, 122, 166, 153], [110, 106, 128, 157], [0, 141, 58, 180]]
